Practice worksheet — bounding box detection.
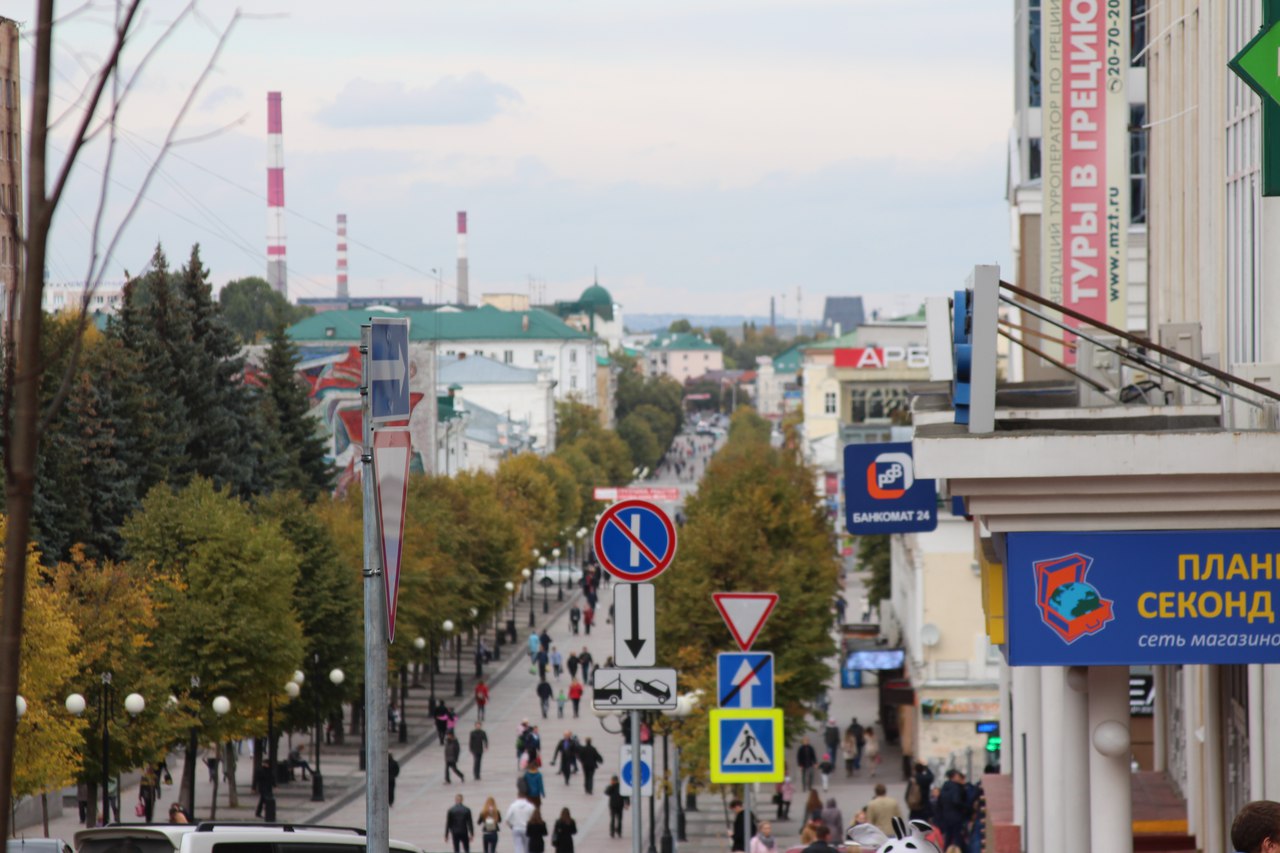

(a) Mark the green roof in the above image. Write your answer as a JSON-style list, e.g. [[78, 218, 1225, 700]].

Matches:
[[806, 330, 861, 350], [287, 305, 591, 343], [771, 343, 804, 372], [596, 354, 611, 367], [648, 332, 720, 352]]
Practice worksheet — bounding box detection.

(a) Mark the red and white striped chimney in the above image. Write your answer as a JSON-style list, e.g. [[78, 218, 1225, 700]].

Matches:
[[266, 92, 287, 297], [336, 214, 348, 299], [456, 211, 469, 305]]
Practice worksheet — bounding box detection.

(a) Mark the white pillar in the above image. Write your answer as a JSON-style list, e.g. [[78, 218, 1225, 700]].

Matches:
[[1013, 666, 1043, 853], [1087, 666, 1131, 853], [1184, 666, 1201, 840], [999, 663, 1013, 774], [1264, 666, 1280, 798], [1152, 666, 1167, 772], [1202, 667, 1224, 853], [1249, 664, 1264, 801], [1064, 666, 1091, 844], [1039, 668, 1066, 853]]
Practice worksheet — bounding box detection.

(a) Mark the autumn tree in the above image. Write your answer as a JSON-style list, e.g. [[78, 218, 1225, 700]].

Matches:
[[123, 478, 305, 811], [654, 407, 839, 782]]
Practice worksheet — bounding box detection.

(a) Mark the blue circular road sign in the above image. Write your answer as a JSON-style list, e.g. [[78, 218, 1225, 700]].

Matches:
[[593, 499, 677, 582]]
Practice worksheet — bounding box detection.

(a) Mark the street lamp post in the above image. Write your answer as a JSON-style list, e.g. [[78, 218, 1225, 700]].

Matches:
[[445, 619, 462, 696], [312, 664, 345, 802], [505, 581, 517, 644], [398, 663, 409, 744], [471, 608, 484, 679], [539, 556, 549, 614], [576, 528, 588, 569], [414, 636, 427, 689], [523, 569, 535, 627], [553, 548, 564, 601], [65, 677, 143, 826]]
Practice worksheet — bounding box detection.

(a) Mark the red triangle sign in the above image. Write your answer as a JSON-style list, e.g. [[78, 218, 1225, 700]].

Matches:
[[712, 593, 779, 651], [374, 428, 412, 643]]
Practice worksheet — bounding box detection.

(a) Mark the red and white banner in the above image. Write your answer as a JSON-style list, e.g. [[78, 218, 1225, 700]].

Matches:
[[594, 487, 682, 503], [1040, 0, 1129, 364]]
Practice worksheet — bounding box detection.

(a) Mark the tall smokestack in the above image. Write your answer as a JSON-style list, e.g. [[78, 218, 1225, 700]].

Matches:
[[456, 211, 469, 305], [336, 214, 348, 299], [266, 92, 287, 297], [770, 296, 776, 331]]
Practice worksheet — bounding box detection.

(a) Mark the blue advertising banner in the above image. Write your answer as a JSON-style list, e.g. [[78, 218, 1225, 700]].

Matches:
[[843, 442, 937, 534], [1005, 529, 1280, 665]]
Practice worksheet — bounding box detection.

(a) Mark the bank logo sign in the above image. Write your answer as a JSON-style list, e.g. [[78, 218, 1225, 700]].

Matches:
[[844, 442, 936, 534], [1005, 530, 1280, 666]]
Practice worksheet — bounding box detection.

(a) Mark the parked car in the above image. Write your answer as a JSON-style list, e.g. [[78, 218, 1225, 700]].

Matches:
[[75, 823, 423, 853], [9, 838, 73, 853], [533, 564, 583, 587]]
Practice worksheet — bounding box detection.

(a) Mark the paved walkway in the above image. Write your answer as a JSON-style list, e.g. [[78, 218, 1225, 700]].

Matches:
[[30, 430, 904, 853]]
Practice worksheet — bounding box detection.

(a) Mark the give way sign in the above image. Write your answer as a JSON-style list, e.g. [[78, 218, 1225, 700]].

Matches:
[[374, 428, 412, 642]]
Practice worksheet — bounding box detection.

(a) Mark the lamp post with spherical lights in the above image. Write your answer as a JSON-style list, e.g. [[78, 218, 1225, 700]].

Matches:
[[64, 677, 145, 825], [552, 548, 564, 601], [443, 619, 461, 697], [522, 569, 535, 627], [538, 556, 550, 614], [311, 665, 345, 802], [505, 581, 517, 643]]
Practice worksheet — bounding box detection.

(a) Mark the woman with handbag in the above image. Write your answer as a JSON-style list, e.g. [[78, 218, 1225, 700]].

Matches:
[[551, 808, 577, 853], [478, 797, 502, 853]]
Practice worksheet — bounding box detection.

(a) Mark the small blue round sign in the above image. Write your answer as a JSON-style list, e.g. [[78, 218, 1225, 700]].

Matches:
[[620, 759, 652, 789]]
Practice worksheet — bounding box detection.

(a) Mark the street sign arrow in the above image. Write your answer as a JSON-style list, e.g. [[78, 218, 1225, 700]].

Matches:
[[370, 318, 411, 424], [1230, 19, 1280, 108], [712, 592, 779, 651], [373, 427, 412, 642], [717, 652, 774, 709], [614, 583, 656, 667]]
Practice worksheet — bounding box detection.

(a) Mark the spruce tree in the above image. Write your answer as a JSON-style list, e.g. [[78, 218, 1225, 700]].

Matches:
[[262, 324, 332, 500]]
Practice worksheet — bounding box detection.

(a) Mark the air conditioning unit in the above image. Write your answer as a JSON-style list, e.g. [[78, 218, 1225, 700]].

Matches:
[[1227, 363, 1280, 430]]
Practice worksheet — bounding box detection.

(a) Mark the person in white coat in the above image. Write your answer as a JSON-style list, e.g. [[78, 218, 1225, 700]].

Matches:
[[506, 793, 537, 853]]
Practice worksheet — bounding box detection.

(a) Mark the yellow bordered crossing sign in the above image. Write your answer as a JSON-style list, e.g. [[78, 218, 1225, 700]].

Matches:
[[709, 708, 784, 783]]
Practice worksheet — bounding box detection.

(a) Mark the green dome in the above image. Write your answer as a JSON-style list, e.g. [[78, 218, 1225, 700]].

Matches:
[[580, 282, 613, 306]]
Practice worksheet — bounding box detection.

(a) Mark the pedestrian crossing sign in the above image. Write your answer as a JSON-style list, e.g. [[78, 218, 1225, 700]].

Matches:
[[709, 708, 784, 783]]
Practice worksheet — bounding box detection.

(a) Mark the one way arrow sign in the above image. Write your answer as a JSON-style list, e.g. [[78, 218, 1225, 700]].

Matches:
[[614, 582, 656, 667]]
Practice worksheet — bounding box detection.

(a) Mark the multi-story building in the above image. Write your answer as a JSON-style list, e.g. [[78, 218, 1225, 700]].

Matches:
[[438, 354, 557, 453], [753, 344, 804, 421], [0, 16, 20, 334], [642, 332, 724, 383], [41, 280, 128, 317]]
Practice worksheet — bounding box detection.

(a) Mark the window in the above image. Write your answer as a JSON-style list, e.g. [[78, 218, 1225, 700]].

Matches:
[[1028, 5, 1041, 107], [533, 349, 543, 361], [570, 375, 578, 390], [1027, 137, 1042, 181], [569, 349, 578, 363], [1130, 103, 1147, 225], [823, 392, 836, 414], [1131, 0, 1147, 66], [503, 350, 513, 364]]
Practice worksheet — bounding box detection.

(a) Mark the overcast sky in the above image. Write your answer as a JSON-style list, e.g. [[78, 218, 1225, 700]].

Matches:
[[24, 0, 1013, 318]]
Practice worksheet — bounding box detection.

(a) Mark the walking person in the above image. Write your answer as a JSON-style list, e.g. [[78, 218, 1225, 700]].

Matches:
[[847, 718, 865, 771], [907, 761, 935, 822], [556, 687, 568, 719], [505, 792, 536, 853], [819, 798, 843, 842], [750, 820, 777, 853], [866, 783, 904, 837], [536, 648, 549, 682], [524, 759, 547, 807], [537, 679, 554, 718], [863, 726, 881, 776], [478, 797, 502, 853], [551, 808, 577, 853], [552, 731, 577, 785], [551, 647, 563, 678], [474, 679, 490, 722], [578, 649, 593, 681], [774, 776, 794, 820], [470, 721, 489, 781], [936, 770, 971, 850], [822, 719, 840, 761], [841, 730, 857, 778], [527, 631, 541, 663], [435, 700, 451, 744], [605, 775, 626, 837], [796, 737, 818, 791], [138, 765, 160, 823], [445, 794, 475, 853], [569, 606, 581, 635], [445, 730, 467, 783], [526, 808, 549, 853], [818, 753, 834, 792], [254, 759, 276, 821], [568, 679, 584, 718], [582, 607, 594, 635], [578, 737, 603, 794], [566, 652, 579, 679]]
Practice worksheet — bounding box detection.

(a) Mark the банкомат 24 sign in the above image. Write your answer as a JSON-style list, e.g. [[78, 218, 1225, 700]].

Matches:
[[1005, 530, 1280, 665]]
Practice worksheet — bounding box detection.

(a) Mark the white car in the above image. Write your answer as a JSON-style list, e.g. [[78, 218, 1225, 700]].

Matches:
[[533, 564, 583, 587], [76, 823, 424, 853]]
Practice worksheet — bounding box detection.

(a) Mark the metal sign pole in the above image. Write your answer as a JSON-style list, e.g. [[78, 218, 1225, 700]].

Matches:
[[361, 324, 389, 853], [632, 710, 643, 853], [743, 786, 752, 853]]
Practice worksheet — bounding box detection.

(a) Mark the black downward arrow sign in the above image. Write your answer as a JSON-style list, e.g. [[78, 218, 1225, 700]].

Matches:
[[625, 585, 646, 658]]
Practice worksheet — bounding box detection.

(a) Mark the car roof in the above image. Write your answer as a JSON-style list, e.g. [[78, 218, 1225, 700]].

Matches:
[[74, 824, 421, 853]]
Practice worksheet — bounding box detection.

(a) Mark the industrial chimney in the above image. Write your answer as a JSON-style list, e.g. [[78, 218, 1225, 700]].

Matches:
[[336, 214, 348, 300], [456, 211, 469, 305], [266, 92, 287, 297]]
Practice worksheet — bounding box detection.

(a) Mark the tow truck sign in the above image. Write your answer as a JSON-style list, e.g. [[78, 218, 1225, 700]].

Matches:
[[591, 667, 678, 710]]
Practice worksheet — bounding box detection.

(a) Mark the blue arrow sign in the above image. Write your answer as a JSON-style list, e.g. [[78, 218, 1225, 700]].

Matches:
[[370, 318, 411, 424], [717, 652, 774, 709]]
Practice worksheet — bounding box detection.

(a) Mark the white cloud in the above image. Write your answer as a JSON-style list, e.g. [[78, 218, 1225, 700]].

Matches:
[[315, 74, 522, 128]]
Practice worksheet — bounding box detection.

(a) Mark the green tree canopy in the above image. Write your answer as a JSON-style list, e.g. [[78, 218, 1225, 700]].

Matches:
[[261, 325, 333, 500], [218, 276, 313, 344]]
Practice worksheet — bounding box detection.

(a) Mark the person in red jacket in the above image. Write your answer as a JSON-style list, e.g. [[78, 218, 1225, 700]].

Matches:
[[567, 679, 584, 718], [474, 679, 490, 721]]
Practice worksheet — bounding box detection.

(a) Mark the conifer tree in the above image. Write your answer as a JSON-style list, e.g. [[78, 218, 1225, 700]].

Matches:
[[262, 324, 332, 500]]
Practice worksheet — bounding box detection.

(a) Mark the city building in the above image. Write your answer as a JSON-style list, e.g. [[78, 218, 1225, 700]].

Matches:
[[547, 279, 625, 352], [885, 516, 1001, 774], [437, 354, 556, 453], [642, 332, 723, 383], [41, 280, 127, 318], [753, 344, 804, 420], [0, 16, 20, 334]]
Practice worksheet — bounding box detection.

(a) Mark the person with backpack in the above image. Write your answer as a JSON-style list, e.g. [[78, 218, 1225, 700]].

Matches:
[[477, 797, 502, 853], [906, 761, 934, 822]]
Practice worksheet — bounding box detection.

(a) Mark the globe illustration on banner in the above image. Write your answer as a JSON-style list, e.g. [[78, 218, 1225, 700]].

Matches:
[[1048, 581, 1104, 620]]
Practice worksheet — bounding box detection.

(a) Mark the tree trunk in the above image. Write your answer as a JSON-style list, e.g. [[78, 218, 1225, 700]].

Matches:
[[179, 747, 195, 813], [86, 782, 99, 828], [223, 742, 238, 808], [41, 792, 48, 835], [209, 767, 218, 819]]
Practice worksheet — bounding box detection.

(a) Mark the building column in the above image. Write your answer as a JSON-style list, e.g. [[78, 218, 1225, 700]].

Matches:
[[1063, 666, 1091, 844], [1087, 666, 1132, 853], [1012, 666, 1043, 853], [999, 663, 1013, 775], [1152, 666, 1167, 772], [1202, 667, 1224, 853], [1184, 666, 1201, 840], [1039, 668, 1066, 853], [1250, 664, 1265, 801], [1264, 666, 1280, 799]]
